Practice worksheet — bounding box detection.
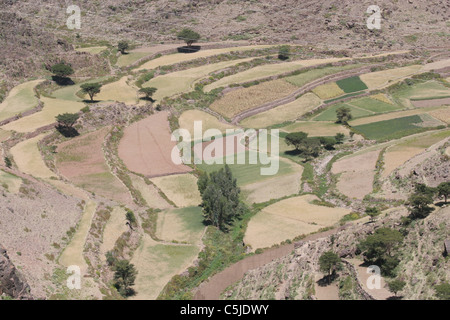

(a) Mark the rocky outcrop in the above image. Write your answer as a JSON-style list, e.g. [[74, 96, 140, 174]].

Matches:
[[0, 245, 33, 300]]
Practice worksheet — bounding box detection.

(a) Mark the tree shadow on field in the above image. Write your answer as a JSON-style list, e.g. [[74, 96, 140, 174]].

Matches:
[[387, 295, 403, 300], [52, 76, 74, 86], [435, 201, 448, 208], [317, 273, 339, 287], [82, 99, 101, 104], [56, 125, 79, 138], [139, 97, 156, 103], [177, 45, 201, 53]]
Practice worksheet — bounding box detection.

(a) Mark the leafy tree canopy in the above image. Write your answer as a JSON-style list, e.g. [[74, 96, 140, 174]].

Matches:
[[177, 28, 201, 46]]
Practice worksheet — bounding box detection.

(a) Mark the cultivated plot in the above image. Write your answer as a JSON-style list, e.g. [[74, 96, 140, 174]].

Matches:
[[204, 57, 349, 92], [359, 65, 422, 89], [75, 46, 108, 55], [56, 127, 133, 204], [100, 206, 128, 258], [280, 121, 350, 136], [156, 206, 204, 244], [130, 174, 172, 209], [311, 82, 345, 100], [143, 57, 254, 101], [209, 79, 298, 118], [178, 109, 237, 140], [2, 97, 84, 133], [244, 194, 350, 250], [150, 173, 201, 208], [240, 93, 322, 128], [284, 64, 364, 87], [131, 235, 199, 300], [136, 45, 273, 71], [0, 79, 43, 122], [10, 134, 57, 179], [313, 103, 373, 121], [95, 76, 138, 104], [119, 111, 192, 177], [0, 170, 22, 193]]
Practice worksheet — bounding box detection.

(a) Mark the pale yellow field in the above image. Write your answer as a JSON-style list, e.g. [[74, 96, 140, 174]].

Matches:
[[210, 79, 298, 118], [75, 46, 107, 55], [131, 234, 199, 300], [0, 79, 43, 122], [0, 170, 22, 193], [281, 121, 350, 136], [244, 194, 350, 250], [136, 45, 273, 71], [204, 57, 349, 92], [360, 65, 422, 89], [422, 58, 450, 71], [312, 82, 345, 100], [100, 206, 128, 258], [95, 76, 138, 104], [10, 134, 57, 179], [371, 93, 394, 105], [349, 106, 448, 126], [240, 93, 322, 128], [428, 108, 450, 124], [0, 129, 11, 142], [382, 130, 450, 178], [242, 163, 303, 204], [143, 57, 254, 102], [178, 109, 237, 141], [130, 174, 172, 209], [151, 173, 201, 207], [2, 97, 84, 133], [59, 200, 97, 274]]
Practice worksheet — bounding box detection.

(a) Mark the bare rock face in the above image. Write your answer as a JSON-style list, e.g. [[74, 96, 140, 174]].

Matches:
[[0, 245, 33, 300]]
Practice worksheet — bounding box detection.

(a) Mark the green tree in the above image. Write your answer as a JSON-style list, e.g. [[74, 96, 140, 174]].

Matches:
[[113, 260, 137, 297], [358, 228, 403, 276], [4, 157, 12, 169], [118, 40, 129, 54], [434, 282, 450, 300], [125, 209, 136, 226], [56, 113, 79, 128], [318, 137, 337, 150], [407, 193, 434, 220], [51, 63, 74, 78], [388, 279, 406, 297], [301, 138, 321, 161], [80, 82, 102, 101], [138, 87, 157, 101], [365, 206, 381, 222], [437, 182, 450, 203], [278, 45, 290, 60], [177, 28, 201, 47], [285, 132, 308, 151], [335, 133, 345, 144], [198, 165, 243, 232], [319, 251, 341, 284], [336, 106, 352, 125]]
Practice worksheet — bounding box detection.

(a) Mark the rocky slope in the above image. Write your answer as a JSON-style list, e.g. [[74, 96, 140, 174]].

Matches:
[[226, 206, 449, 300], [0, 244, 33, 299]]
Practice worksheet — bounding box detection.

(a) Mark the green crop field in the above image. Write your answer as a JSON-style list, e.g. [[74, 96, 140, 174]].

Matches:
[[313, 103, 373, 121], [352, 114, 435, 141], [284, 64, 364, 87], [336, 76, 368, 93], [348, 97, 402, 113], [196, 151, 295, 186], [156, 206, 205, 244]]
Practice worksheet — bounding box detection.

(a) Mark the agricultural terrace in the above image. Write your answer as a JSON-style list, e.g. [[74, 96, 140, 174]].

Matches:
[[359, 65, 422, 89], [143, 57, 255, 102], [280, 121, 350, 136], [150, 173, 202, 208], [204, 57, 349, 92], [156, 206, 205, 244], [382, 130, 450, 178], [131, 235, 199, 300], [244, 194, 350, 250], [0, 79, 43, 122], [1, 97, 84, 133], [240, 93, 322, 128], [136, 45, 274, 71], [331, 149, 381, 199], [118, 111, 192, 177], [178, 109, 237, 140], [10, 134, 57, 179], [56, 127, 133, 205], [75, 46, 108, 55], [284, 64, 365, 87], [210, 79, 298, 119], [100, 206, 128, 257], [0, 170, 22, 194], [130, 174, 172, 210], [94, 76, 139, 105]]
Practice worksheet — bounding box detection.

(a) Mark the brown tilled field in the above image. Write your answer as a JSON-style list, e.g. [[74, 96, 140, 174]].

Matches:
[[56, 127, 133, 205], [118, 111, 192, 177]]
